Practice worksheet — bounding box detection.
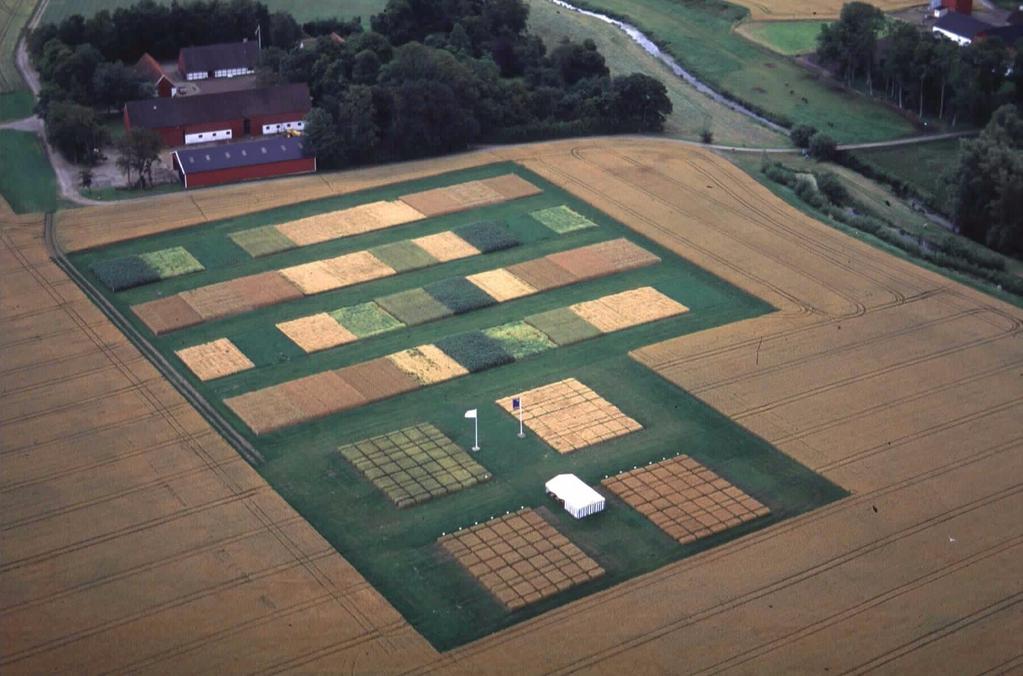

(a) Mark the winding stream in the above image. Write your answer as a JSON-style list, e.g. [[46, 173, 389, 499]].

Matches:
[[545, 0, 788, 133]]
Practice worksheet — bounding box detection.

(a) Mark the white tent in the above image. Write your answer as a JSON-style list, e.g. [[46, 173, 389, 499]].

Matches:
[[545, 474, 605, 519]]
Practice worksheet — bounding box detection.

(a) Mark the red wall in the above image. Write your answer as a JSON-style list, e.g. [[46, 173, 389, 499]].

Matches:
[[181, 157, 316, 188], [944, 0, 973, 14], [156, 77, 173, 98], [250, 111, 309, 134]]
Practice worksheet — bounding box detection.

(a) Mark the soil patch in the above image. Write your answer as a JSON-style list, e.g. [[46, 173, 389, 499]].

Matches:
[[131, 295, 203, 335]]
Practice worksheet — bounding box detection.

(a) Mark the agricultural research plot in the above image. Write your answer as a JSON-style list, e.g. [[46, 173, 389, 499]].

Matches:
[[496, 378, 642, 453], [274, 239, 660, 354], [339, 423, 491, 508], [227, 173, 539, 257], [523, 307, 601, 346], [226, 287, 687, 434], [92, 246, 203, 291], [438, 509, 604, 610], [531, 205, 597, 234], [572, 287, 689, 332], [602, 456, 770, 545], [174, 338, 254, 381], [131, 224, 519, 335]]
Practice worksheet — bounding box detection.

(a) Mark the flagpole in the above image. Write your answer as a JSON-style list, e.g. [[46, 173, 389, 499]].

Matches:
[[517, 398, 525, 438], [473, 414, 480, 451]]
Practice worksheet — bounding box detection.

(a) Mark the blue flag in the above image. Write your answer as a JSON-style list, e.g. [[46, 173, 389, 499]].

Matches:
[[512, 397, 521, 410]]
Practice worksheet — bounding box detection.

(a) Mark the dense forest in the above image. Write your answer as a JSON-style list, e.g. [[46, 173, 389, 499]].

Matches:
[[26, 0, 671, 167]]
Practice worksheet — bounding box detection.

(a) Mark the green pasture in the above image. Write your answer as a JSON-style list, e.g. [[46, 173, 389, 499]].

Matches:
[[0, 90, 34, 122], [525, 0, 785, 147], [41, 0, 383, 24], [736, 20, 828, 55], [0, 130, 58, 214], [572, 0, 914, 142], [852, 138, 962, 200], [70, 162, 846, 649]]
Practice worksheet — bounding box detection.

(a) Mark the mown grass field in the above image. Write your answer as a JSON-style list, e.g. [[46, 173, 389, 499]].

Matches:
[[70, 162, 844, 650], [852, 138, 963, 200], [0, 0, 33, 93], [0, 88, 32, 121], [735, 20, 827, 55], [0, 130, 57, 213], [526, 0, 784, 147], [41, 0, 382, 24], [575, 0, 915, 142]]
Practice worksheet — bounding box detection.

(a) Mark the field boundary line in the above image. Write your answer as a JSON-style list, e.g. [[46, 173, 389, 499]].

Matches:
[[42, 214, 265, 466]]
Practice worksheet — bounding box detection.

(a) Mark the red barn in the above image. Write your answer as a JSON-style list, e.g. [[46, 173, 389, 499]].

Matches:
[[171, 136, 316, 189], [123, 83, 311, 147], [134, 53, 173, 98], [943, 0, 973, 14]]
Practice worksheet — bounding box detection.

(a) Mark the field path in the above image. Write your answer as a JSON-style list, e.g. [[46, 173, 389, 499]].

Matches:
[[4, 137, 1021, 672]]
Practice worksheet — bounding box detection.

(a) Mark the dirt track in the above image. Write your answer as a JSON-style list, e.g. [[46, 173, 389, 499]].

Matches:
[[4, 138, 1022, 672]]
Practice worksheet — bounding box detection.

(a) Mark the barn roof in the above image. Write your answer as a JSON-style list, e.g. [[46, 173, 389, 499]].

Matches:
[[125, 83, 311, 129], [174, 136, 311, 174], [934, 12, 992, 39], [179, 41, 259, 73], [134, 53, 170, 84]]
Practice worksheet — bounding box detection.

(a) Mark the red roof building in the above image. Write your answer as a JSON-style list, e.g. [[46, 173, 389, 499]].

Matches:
[[123, 83, 311, 147], [171, 136, 316, 189], [134, 53, 173, 98]]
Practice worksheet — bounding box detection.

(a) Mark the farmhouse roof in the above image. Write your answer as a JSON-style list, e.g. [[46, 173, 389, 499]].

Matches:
[[174, 136, 311, 174], [134, 53, 170, 83], [934, 12, 993, 39], [125, 83, 311, 128], [179, 41, 259, 73]]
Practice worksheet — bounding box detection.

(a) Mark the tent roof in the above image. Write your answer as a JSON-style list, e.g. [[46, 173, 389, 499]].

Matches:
[[545, 474, 604, 506]]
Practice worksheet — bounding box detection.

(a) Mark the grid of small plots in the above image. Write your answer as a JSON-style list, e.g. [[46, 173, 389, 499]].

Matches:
[[438, 509, 604, 610], [339, 423, 491, 508], [602, 455, 770, 544]]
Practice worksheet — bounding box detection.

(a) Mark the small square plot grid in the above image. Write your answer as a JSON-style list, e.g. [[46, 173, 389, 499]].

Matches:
[[438, 509, 604, 610], [339, 423, 490, 508], [602, 455, 770, 544], [496, 378, 642, 454]]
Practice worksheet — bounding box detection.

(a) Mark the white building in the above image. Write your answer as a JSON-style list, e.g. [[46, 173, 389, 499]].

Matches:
[[545, 474, 606, 519]]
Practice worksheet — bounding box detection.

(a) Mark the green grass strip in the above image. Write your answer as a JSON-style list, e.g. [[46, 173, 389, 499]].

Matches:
[[377, 288, 454, 325], [330, 301, 405, 338], [369, 240, 438, 272], [482, 321, 557, 359], [228, 225, 296, 257], [523, 307, 602, 346], [138, 246, 205, 278], [423, 277, 497, 314], [531, 205, 598, 234]]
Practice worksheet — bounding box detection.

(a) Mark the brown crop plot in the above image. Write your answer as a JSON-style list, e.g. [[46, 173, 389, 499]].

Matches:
[[496, 378, 642, 453], [602, 455, 769, 544], [131, 294, 202, 335], [276, 313, 357, 353], [13, 138, 1023, 673], [174, 338, 254, 381], [506, 257, 579, 290], [438, 509, 604, 610], [570, 287, 689, 333], [337, 357, 421, 402], [483, 173, 544, 200]]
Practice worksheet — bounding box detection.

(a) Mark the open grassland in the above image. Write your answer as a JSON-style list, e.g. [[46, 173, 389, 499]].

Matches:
[[730, 0, 921, 21], [526, 0, 784, 147], [852, 137, 962, 199], [575, 0, 915, 141], [0, 0, 32, 93], [0, 130, 57, 214], [735, 20, 827, 55], [71, 161, 840, 648], [5, 138, 1022, 672], [41, 0, 382, 23], [0, 89, 33, 121]]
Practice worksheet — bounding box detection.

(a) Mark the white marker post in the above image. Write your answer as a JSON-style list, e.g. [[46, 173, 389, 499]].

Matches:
[[513, 397, 525, 438], [465, 408, 480, 451]]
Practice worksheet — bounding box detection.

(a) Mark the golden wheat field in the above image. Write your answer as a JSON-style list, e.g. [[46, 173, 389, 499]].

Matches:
[[732, 0, 922, 21], [3, 137, 1021, 672]]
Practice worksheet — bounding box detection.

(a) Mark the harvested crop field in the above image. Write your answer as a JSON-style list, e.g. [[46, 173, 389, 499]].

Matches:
[[496, 377, 642, 453], [732, 0, 920, 20], [602, 454, 770, 544], [174, 338, 254, 381], [438, 509, 604, 610], [339, 423, 491, 507], [17, 140, 1016, 672]]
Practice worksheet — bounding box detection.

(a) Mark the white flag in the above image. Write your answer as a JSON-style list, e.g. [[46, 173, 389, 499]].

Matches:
[[464, 409, 477, 419]]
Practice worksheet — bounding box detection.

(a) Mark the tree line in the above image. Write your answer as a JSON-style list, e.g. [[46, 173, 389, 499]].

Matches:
[[818, 2, 1023, 126], [27, 0, 671, 172]]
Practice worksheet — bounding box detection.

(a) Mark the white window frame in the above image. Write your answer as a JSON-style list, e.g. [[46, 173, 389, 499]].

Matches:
[[184, 128, 233, 144]]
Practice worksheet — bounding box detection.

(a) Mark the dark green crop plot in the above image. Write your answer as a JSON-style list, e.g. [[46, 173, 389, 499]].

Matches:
[[454, 220, 520, 253], [377, 287, 454, 325], [370, 240, 439, 272], [91, 246, 203, 291], [435, 331, 515, 372], [424, 277, 497, 314], [524, 307, 602, 346]]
